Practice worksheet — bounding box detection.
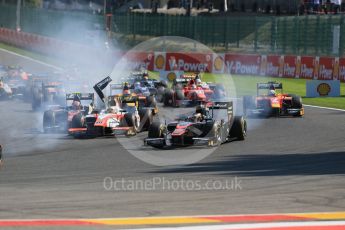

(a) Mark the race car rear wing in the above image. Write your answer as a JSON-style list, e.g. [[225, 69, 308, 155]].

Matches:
[[208, 101, 234, 122], [257, 82, 283, 95], [257, 82, 283, 89], [66, 93, 94, 101]]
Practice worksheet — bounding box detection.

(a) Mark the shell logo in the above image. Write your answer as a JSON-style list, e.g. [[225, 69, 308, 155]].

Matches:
[[155, 55, 165, 70], [317, 83, 331, 96], [167, 72, 177, 82], [213, 56, 224, 71]]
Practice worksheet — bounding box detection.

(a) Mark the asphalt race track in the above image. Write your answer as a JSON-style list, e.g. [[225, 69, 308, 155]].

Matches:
[[1, 48, 345, 229]]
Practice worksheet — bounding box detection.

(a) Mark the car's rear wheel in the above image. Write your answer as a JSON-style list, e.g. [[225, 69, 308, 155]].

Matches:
[[148, 122, 165, 138], [32, 91, 43, 111], [124, 112, 140, 133], [43, 110, 55, 133], [163, 89, 174, 106], [139, 108, 153, 131], [147, 122, 166, 149], [288, 94, 303, 117], [156, 86, 165, 102], [230, 116, 247, 140], [71, 113, 85, 128], [146, 95, 157, 108]]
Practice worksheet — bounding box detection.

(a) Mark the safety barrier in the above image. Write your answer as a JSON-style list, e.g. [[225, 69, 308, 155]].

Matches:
[[123, 51, 345, 82], [0, 27, 344, 82]]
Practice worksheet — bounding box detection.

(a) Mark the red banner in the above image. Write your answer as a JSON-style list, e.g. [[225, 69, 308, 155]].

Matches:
[[282, 56, 298, 78], [264, 55, 284, 77], [318, 57, 334, 80], [165, 53, 212, 72], [339, 58, 345, 81], [298, 56, 314, 79], [224, 54, 261, 75], [122, 51, 154, 71]]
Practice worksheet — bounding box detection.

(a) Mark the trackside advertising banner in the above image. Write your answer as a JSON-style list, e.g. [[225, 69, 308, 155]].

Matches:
[[224, 54, 261, 75], [260, 55, 284, 77], [2, 28, 345, 81], [165, 53, 212, 72], [339, 58, 345, 81], [121, 51, 154, 70]]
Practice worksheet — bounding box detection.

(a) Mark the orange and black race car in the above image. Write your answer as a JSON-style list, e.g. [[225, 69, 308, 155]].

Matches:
[[243, 82, 304, 117], [43, 93, 94, 133]]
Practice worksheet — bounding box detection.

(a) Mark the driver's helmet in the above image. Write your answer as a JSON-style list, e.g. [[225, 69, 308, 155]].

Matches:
[[195, 104, 208, 115], [72, 95, 81, 109], [123, 82, 131, 94], [196, 78, 202, 86]]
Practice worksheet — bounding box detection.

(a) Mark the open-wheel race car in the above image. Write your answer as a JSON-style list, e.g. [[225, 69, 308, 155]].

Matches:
[[32, 81, 66, 111], [163, 75, 226, 107], [243, 82, 304, 117], [124, 70, 167, 102], [144, 101, 246, 149], [68, 83, 158, 138], [43, 93, 94, 133]]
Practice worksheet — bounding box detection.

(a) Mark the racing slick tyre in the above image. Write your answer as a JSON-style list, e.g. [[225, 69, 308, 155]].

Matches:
[[43, 110, 55, 133], [55, 110, 68, 132], [32, 91, 43, 111], [71, 113, 85, 128], [148, 122, 165, 138], [208, 123, 222, 146], [139, 108, 153, 131], [124, 112, 140, 133], [147, 122, 166, 149], [156, 86, 165, 102], [288, 94, 303, 117], [163, 89, 174, 106], [229, 116, 247, 140], [159, 80, 168, 88], [176, 90, 184, 101], [146, 95, 157, 108]]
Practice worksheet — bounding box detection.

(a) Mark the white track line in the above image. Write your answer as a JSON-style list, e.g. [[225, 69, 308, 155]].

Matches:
[[122, 221, 345, 230], [304, 104, 345, 112], [0, 47, 62, 70]]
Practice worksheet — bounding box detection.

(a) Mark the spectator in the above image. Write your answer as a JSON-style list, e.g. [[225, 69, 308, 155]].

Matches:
[[331, 0, 341, 13], [299, 0, 306, 15], [313, 0, 321, 13]]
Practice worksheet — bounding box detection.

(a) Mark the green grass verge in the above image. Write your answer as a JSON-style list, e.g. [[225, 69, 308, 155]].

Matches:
[[0, 43, 62, 67]]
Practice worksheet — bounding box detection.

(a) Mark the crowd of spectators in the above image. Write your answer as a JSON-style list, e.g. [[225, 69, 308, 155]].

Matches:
[[299, 0, 345, 14]]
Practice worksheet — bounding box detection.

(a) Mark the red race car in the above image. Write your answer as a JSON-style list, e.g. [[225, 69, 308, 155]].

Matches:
[[163, 76, 215, 107], [243, 82, 304, 117]]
